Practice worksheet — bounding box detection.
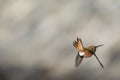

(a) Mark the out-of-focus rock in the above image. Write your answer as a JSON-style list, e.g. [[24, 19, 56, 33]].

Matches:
[[0, 0, 120, 80]]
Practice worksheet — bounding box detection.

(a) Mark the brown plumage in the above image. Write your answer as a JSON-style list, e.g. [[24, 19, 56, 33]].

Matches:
[[73, 37, 104, 68], [73, 37, 84, 51]]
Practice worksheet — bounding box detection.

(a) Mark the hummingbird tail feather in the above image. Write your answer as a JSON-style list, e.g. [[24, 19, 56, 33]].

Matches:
[[94, 54, 104, 68]]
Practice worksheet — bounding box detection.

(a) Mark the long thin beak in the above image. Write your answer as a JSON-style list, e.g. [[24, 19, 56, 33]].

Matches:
[[95, 44, 104, 48]]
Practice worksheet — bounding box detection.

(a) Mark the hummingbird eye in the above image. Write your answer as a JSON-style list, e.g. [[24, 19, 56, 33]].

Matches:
[[92, 47, 95, 50], [91, 47, 94, 50], [88, 46, 95, 51]]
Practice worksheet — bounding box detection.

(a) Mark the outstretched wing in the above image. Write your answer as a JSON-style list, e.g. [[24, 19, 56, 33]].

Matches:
[[75, 52, 83, 67], [94, 54, 104, 68], [73, 37, 84, 51]]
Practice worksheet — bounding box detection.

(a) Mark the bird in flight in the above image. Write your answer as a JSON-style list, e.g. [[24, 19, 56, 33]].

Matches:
[[73, 37, 104, 68]]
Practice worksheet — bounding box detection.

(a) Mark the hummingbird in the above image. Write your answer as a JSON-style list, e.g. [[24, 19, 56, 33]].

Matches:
[[73, 37, 104, 68]]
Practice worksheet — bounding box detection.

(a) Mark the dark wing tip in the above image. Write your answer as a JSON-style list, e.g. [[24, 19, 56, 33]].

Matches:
[[77, 37, 81, 42], [77, 37, 79, 41], [94, 54, 104, 69], [73, 40, 78, 47]]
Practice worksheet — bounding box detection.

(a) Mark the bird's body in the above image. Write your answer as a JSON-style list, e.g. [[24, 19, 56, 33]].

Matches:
[[78, 49, 93, 57], [73, 37, 104, 68], [81, 49, 93, 57]]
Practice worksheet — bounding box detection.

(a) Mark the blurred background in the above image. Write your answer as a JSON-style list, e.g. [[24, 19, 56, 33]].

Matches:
[[0, 0, 120, 80]]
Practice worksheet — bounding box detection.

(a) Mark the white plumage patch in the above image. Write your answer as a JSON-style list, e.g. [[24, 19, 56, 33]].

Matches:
[[79, 51, 84, 56]]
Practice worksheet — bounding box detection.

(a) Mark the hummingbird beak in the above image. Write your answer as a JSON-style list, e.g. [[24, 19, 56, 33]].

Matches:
[[95, 44, 104, 48]]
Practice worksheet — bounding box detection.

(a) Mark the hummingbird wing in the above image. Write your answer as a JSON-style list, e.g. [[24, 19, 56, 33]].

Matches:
[[75, 52, 83, 67], [94, 54, 104, 68], [73, 37, 84, 51]]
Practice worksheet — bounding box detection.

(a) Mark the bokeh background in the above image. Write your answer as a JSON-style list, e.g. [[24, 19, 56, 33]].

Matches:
[[0, 0, 120, 80]]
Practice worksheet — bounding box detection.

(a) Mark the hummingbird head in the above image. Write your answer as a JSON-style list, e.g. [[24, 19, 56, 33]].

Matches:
[[88, 44, 104, 53]]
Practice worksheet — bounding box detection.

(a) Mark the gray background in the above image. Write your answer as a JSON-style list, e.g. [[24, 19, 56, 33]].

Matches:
[[0, 0, 120, 80]]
